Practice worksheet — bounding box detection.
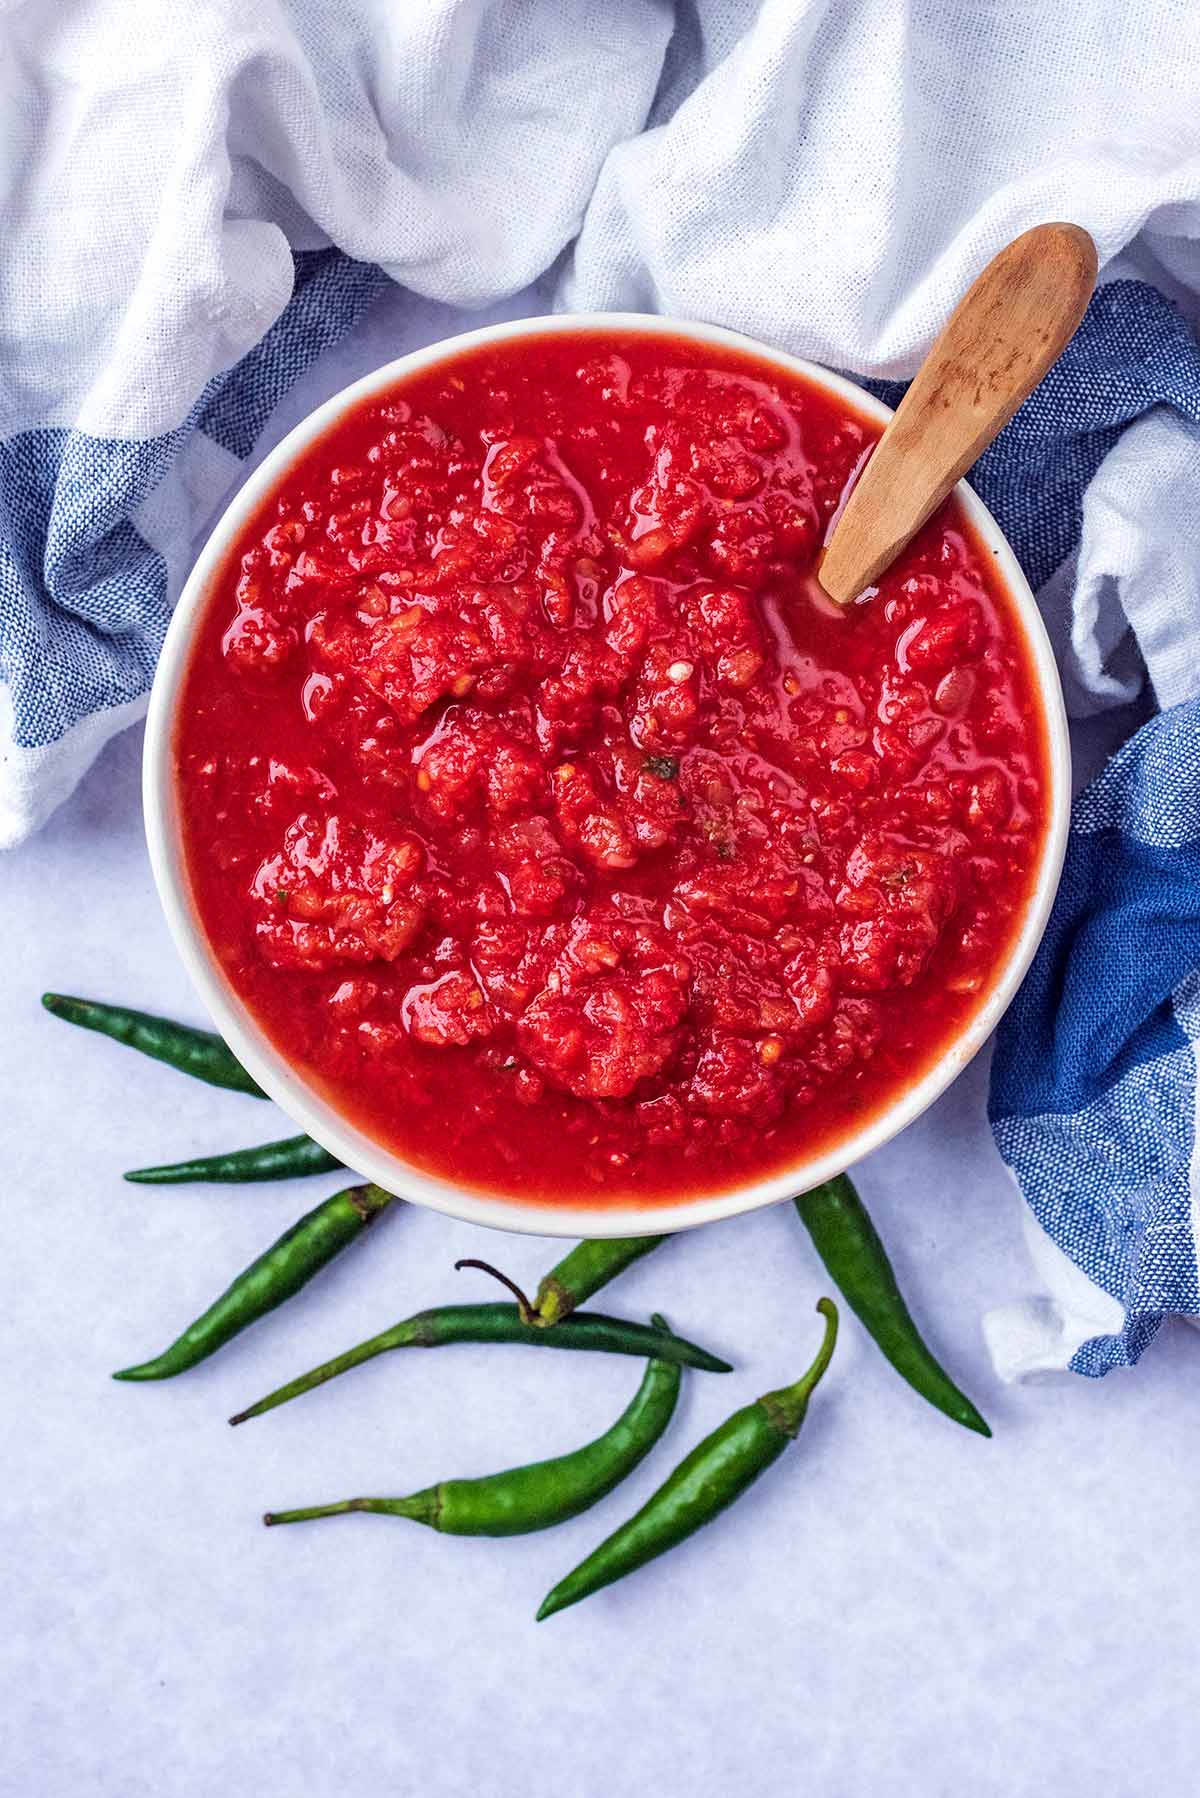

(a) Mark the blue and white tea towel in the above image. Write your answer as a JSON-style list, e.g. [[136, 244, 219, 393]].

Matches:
[[871, 288, 1200, 1380], [4, 0, 1200, 1377], [989, 703, 1200, 1377]]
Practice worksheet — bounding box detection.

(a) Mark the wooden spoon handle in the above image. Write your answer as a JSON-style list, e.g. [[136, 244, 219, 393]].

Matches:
[[819, 222, 1097, 605]]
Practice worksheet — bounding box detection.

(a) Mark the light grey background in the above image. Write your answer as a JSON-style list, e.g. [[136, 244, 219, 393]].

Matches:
[[3, 288, 1198, 1797]]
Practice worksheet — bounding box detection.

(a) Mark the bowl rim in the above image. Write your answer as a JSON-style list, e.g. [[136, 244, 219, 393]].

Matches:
[[144, 309, 1071, 1238]]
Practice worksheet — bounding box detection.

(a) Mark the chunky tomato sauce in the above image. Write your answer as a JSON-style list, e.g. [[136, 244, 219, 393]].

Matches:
[[176, 329, 1048, 1205]]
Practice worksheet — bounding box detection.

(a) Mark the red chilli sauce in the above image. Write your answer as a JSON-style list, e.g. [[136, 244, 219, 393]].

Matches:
[[176, 330, 1048, 1206]]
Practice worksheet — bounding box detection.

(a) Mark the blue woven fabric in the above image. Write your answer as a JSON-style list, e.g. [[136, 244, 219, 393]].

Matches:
[[998, 703, 1200, 1123], [0, 248, 383, 754], [989, 703, 1200, 1374], [905, 278, 1200, 1377], [867, 279, 1200, 589], [874, 279, 1200, 1373]]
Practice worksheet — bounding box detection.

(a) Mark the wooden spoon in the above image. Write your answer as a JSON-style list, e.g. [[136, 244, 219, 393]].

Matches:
[[819, 222, 1097, 605]]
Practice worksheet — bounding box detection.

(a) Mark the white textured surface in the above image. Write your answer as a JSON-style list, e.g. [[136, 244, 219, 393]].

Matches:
[[6, 719, 1200, 1796], [4, 286, 1199, 1795]]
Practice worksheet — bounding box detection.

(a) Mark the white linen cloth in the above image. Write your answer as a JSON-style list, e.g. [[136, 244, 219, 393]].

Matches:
[[5, 0, 1200, 826]]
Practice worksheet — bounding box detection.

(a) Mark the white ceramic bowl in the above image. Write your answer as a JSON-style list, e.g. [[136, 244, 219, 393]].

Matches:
[[144, 313, 1070, 1238]]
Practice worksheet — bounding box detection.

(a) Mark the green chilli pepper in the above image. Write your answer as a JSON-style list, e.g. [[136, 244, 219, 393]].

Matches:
[[125, 1134, 342, 1185], [452, 1235, 667, 1328], [229, 1303, 731, 1426], [532, 1236, 667, 1327], [262, 1316, 682, 1536], [113, 1182, 398, 1381], [794, 1175, 989, 1437], [43, 992, 264, 1098], [538, 1299, 838, 1620]]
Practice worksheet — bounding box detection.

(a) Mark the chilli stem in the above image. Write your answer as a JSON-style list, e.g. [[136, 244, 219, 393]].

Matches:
[[454, 1258, 536, 1324]]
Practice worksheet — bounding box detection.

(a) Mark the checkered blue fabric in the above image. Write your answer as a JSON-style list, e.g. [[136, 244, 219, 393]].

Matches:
[[0, 249, 383, 756], [991, 707, 1200, 1373], [868, 279, 1200, 587], [879, 279, 1200, 1378]]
